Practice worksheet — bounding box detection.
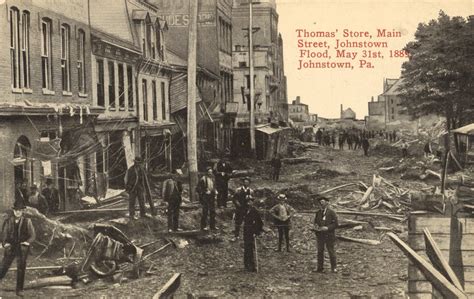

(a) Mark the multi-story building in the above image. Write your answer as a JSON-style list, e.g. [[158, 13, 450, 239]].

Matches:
[[367, 78, 443, 131], [89, 0, 176, 191], [151, 0, 236, 157], [0, 0, 103, 211], [288, 96, 309, 122], [232, 0, 285, 125]]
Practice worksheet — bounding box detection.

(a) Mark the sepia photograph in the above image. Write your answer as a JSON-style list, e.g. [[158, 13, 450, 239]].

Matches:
[[0, 0, 472, 297]]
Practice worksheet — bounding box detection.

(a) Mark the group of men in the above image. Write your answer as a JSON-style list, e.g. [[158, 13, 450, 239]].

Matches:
[[315, 128, 371, 156], [15, 178, 60, 215]]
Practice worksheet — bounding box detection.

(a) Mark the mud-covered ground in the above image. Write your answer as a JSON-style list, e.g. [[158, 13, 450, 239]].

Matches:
[[1, 140, 432, 298]]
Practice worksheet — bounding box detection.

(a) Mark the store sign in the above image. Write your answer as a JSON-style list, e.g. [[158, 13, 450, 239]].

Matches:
[[158, 12, 216, 27]]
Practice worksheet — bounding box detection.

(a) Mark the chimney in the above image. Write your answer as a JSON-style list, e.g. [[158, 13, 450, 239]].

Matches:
[[296, 96, 300, 104], [371, 96, 374, 102]]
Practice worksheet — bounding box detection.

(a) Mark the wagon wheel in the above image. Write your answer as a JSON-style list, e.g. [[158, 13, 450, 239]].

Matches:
[[90, 260, 117, 277]]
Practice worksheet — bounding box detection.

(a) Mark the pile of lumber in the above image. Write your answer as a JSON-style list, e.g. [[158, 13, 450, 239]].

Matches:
[[456, 181, 474, 213], [330, 175, 412, 216]]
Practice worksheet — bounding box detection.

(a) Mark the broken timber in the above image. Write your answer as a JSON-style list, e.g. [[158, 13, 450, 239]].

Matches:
[[319, 183, 356, 195], [337, 235, 381, 246], [387, 232, 467, 299], [152, 273, 181, 299], [423, 228, 464, 291]]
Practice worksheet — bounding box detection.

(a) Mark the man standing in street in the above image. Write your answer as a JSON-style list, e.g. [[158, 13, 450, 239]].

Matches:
[[243, 199, 264, 272], [214, 158, 233, 208], [27, 185, 49, 215], [232, 177, 254, 241], [125, 157, 157, 220], [314, 197, 338, 273], [162, 170, 183, 232], [270, 154, 282, 182], [197, 167, 218, 231], [0, 200, 36, 296], [42, 178, 59, 213], [361, 137, 370, 157], [269, 194, 296, 252]]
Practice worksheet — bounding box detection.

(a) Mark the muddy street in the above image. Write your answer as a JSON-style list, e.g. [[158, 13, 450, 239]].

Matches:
[[0, 141, 418, 298]]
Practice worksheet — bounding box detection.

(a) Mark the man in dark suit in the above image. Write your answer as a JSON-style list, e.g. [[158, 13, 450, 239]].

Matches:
[[214, 158, 233, 208], [243, 199, 264, 272], [196, 167, 217, 231], [314, 197, 338, 273], [162, 170, 183, 232], [0, 200, 36, 296], [41, 178, 60, 213], [232, 177, 254, 240], [125, 157, 157, 220], [270, 154, 282, 181]]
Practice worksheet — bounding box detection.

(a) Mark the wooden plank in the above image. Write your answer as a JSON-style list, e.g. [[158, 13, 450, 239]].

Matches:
[[423, 228, 464, 291], [387, 232, 467, 299], [409, 265, 474, 282], [412, 249, 474, 267], [409, 217, 474, 234], [409, 234, 474, 251], [153, 273, 181, 299]]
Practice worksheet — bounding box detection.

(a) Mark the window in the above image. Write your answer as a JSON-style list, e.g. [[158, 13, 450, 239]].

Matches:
[[239, 61, 247, 68], [21, 11, 30, 89], [41, 18, 53, 90], [96, 59, 104, 106], [156, 29, 163, 60], [61, 25, 71, 92], [142, 79, 148, 121], [161, 82, 166, 120], [108, 61, 115, 108], [152, 81, 157, 120], [77, 30, 86, 93], [118, 63, 125, 108], [127, 65, 134, 110], [10, 7, 20, 89]]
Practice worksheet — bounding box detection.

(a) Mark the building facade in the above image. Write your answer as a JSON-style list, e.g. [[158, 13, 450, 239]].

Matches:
[[0, 0, 103, 211], [288, 96, 309, 122], [90, 0, 176, 193], [151, 0, 236, 157]]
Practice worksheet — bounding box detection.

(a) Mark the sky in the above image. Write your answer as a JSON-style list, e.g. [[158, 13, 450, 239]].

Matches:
[[275, 0, 472, 119]]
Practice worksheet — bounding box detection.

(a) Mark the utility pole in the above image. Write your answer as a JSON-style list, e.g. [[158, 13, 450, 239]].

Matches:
[[248, 0, 256, 158], [187, 0, 198, 202]]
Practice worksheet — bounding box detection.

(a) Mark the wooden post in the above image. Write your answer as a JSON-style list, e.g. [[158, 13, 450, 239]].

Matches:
[[187, 0, 198, 202], [249, 0, 256, 158]]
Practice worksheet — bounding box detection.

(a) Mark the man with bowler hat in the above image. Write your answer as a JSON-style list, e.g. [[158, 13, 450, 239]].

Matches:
[[0, 200, 36, 296], [125, 157, 157, 220], [232, 177, 254, 240], [314, 197, 338, 273], [196, 167, 218, 231], [214, 158, 233, 208]]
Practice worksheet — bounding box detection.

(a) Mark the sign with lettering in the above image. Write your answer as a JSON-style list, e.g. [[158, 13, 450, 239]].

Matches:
[[158, 12, 216, 27]]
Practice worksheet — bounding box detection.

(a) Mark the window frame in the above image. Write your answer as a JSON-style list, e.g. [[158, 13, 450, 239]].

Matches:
[[61, 24, 71, 93], [41, 18, 53, 92], [96, 59, 105, 107], [108, 61, 116, 109], [118, 63, 125, 109], [21, 11, 30, 90], [152, 80, 157, 121], [77, 29, 86, 94], [127, 65, 134, 110]]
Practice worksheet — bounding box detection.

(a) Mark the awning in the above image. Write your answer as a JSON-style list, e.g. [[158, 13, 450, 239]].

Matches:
[[256, 125, 286, 135], [452, 123, 474, 135], [170, 74, 202, 113]]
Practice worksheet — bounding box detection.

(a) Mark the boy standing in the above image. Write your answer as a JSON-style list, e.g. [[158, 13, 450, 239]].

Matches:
[[269, 194, 295, 252]]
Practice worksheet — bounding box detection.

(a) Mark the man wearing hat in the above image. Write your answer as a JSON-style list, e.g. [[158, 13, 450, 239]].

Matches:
[[162, 170, 183, 232], [213, 158, 233, 208], [125, 157, 157, 220], [314, 197, 338, 273], [0, 200, 36, 296], [232, 177, 254, 240], [42, 178, 60, 213], [243, 198, 264, 272], [196, 167, 218, 231], [269, 194, 296, 252]]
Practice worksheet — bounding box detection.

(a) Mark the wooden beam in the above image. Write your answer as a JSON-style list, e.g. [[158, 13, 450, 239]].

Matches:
[[337, 235, 381, 246], [297, 210, 404, 221], [152, 273, 181, 299], [386, 232, 467, 299], [423, 228, 464, 291], [319, 183, 357, 195]]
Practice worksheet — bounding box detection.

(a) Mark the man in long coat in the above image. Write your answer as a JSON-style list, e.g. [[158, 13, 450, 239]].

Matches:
[[214, 158, 233, 208], [314, 197, 338, 273], [162, 171, 183, 232], [125, 157, 157, 220]]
